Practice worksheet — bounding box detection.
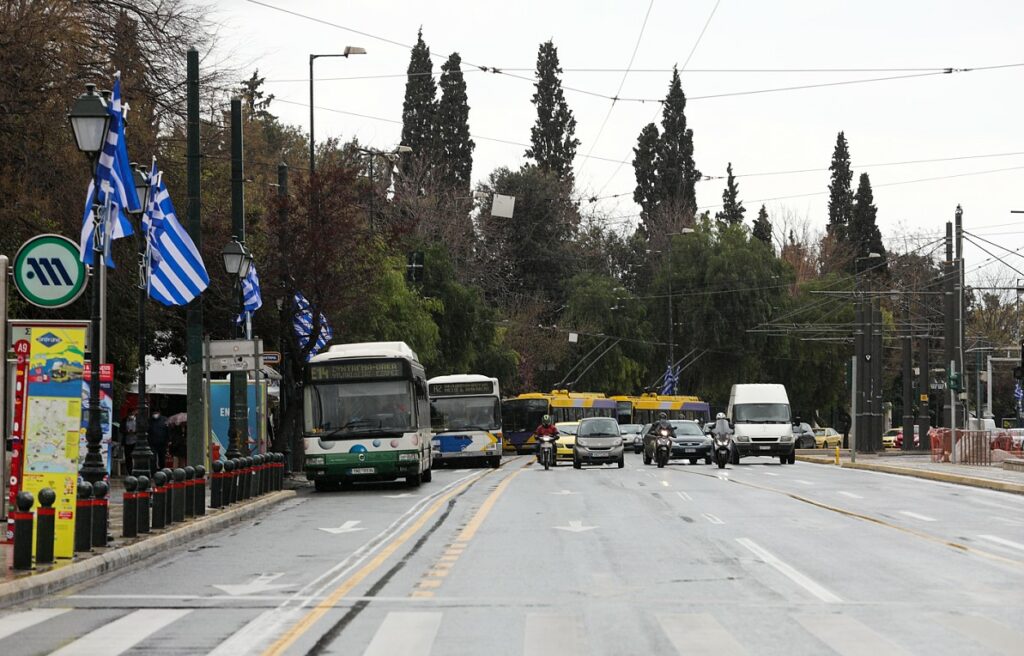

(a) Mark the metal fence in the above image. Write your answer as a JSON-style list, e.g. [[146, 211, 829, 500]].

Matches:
[[930, 429, 1023, 465]]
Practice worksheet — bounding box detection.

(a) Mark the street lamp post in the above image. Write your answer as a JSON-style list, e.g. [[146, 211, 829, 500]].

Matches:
[[309, 46, 366, 175], [854, 252, 883, 452], [649, 228, 695, 394], [130, 164, 154, 476], [222, 241, 253, 459], [355, 145, 412, 232], [68, 84, 111, 484]]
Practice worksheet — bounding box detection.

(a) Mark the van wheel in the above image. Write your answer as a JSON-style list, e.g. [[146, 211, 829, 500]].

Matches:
[[787, 452, 796, 465], [406, 472, 422, 487], [422, 467, 432, 483], [313, 479, 333, 492]]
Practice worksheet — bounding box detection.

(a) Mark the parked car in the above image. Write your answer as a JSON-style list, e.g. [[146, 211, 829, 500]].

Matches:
[[554, 421, 578, 463], [881, 428, 901, 449], [618, 423, 644, 454], [643, 420, 712, 464], [792, 422, 816, 449], [573, 417, 625, 468], [894, 425, 921, 449], [813, 427, 842, 449]]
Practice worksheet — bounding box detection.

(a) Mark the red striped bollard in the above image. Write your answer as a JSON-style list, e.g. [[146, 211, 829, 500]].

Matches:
[[224, 459, 236, 506], [12, 491, 35, 571], [122, 476, 138, 539], [210, 461, 224, 509], [161, 468, 174, 526], [254, 455, 265, 496], [183, 466, 196, 518], [151, 471, 167, 530], [137, 476, 151, 534], [194, 465, 206, 516], [36, 488, 57, 566], [172, 468, 186, 522], [74, 481, 93, 554], [91, 480, 109, 548]]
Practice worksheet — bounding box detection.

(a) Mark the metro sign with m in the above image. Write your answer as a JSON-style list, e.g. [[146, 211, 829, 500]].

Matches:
[[13, 234, 88, 309]]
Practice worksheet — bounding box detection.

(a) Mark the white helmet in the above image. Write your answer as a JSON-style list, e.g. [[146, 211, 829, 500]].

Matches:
[[716, 412, 726, 420]]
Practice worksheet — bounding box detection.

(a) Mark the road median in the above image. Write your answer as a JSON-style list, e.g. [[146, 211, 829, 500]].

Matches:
[[0, 489, 296, 608], [796, 455, 1024, 495]]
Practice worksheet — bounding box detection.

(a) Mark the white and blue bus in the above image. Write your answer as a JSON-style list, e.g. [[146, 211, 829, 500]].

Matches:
[[428, 374, 502, 469], [303, 342, 433, 491]]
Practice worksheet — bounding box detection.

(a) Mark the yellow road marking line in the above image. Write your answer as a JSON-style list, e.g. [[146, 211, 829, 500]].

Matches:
[[455, 470, 522, 544], [411, 591, 434, 598], [418, 579, 442, 589], [262, 474, 484, 656], [439, 555, 459, 562], [428, 568, 450, 578]]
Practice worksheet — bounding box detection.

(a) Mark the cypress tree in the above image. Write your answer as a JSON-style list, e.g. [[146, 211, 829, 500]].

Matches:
[[436, 52, 474, 195], [525, 40, 579, 184], [632, 122, 659, 231], [752, 204, 773, 245], [401, 28, 438, 165], [827, 131, 854, 243], [715, 162, 745, 226], [656, 66, 700, 216], [850, 172, 886, 261]]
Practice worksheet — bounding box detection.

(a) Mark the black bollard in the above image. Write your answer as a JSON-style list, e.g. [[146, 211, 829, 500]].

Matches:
[[151, 471, 167, 530], [183, 466, 195, 518], [36, 488, 57, 566], [137, 475, 151, 534], [122, 476, 138, 539], [224, 459, 236, 506], [238, 458, 248, 501], [195, 465, 207, 516], [161, 469, 174, 527], [246, 457, 255, 499], [210, 461, 223, 509], [276, 453, 284, 490], [254, 455, 264, 496], [91, 480, 109, 548], [172, 468, 186, 522], [12, 491, 35, 571], [75, 481, 93, 554]]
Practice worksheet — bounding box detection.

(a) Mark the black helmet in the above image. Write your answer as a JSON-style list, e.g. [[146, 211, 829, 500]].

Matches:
[[658, 412, 668, 420]]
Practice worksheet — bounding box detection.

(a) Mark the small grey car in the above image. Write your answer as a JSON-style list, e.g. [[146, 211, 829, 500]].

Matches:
[[573, 417, 625, 469]]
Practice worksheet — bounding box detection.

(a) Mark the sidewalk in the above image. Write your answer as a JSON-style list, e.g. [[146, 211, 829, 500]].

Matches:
[[796, 451, 1024, 494], [1, 474, 304, 607]]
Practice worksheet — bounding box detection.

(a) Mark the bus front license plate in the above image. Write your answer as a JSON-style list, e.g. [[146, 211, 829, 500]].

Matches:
[[351, 467, 375, 474], [760, 445, 771, 451]]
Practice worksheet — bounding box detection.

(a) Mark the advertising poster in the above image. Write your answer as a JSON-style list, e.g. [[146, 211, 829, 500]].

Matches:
[[209, 380, 267, 458], [18, 323, 86, 558], [79, 363, 114, 476]]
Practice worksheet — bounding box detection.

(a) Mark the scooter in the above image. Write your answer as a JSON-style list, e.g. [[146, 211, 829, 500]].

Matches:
[[655, 428, 672, 468], [713, 431, 734, 469], [536, 433, 557, 471]]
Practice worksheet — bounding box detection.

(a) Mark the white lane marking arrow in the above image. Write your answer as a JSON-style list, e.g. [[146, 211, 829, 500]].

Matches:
[[554, 520, 598, 533], [213, 573, 288, 596], [899, 511, 936, 522], [318, 520, 366, 534], [702, 513, 725, 525], [676, 491, 692, 501], [838, 491, 863, 499], [384, 493, 416, 499], [550, 489, 577, 495]]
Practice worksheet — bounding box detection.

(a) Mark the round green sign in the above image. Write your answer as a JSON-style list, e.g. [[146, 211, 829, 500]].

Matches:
[[13, 234, 88, 308]]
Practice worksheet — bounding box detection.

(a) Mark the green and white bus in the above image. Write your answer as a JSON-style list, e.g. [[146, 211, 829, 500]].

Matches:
[[303, 342, 433, 491], [428, 374, 502, 469]]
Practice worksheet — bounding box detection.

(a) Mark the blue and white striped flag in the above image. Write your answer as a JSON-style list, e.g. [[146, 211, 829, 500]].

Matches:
[[659, 363, 677, 396], [242, 265, 262, 313], [144, 160, 210, 305], [293, 292, 333, 361], [79, 73, 139, 267]]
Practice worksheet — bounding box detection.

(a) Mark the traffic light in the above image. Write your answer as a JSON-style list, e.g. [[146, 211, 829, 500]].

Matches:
[[406, 251, 424, 283], [948, 372, 962, 393]]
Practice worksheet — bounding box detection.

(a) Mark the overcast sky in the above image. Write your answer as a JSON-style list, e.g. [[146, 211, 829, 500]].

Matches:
[[213, 0, 1024, 287]]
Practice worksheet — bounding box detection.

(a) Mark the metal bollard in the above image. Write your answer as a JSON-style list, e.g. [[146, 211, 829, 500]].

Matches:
[[184, 466, 196, 518], [151, 471, 167, 530], [254, 455, 264, 496], [239, 457, 249, 500], [195, 465, 207, 516], [137, 475, 151, 534], [122, 476, 138, 539], [224, 459, 236, 506], [172, 468, 186, 522], [276, 452, 284, 490], [246, 457, 255, 499], [91, 480, 109, 547], [12, 491, 35, 571], [161, 468, 174, 526], [210, 460, 223, 509], [36, 488, 57, 566], [75, 481, 93, 554]]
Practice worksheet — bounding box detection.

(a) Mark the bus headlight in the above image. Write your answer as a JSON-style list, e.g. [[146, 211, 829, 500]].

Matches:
[[307, 456, 325, 466], [398, 453, 420, 462]]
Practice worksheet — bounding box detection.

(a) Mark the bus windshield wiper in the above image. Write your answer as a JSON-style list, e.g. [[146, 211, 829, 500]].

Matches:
[[317, 419, 373, 439]]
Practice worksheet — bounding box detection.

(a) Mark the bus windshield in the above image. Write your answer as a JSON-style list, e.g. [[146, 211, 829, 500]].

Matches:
[[431, 396, 501, 432], [501, 399, 549, 433], [733, 403, 791, 424], [305, 380, 415, 436]]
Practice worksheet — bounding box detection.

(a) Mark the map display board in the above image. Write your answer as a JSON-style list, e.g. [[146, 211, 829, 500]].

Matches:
[[79, 363, 114, 475], [16, 323, 87, 558], [209, 380, 267, 458]]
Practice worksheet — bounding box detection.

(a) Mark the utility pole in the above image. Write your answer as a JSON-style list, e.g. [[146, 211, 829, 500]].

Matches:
[[871, 297, 883, 450], [854, 297, 866, 451], [185, 48, 205, 467], [943, 221, 955, 428], [275, 162, 290, 470], [918, 336, 930, 449], [227, 98, 248, 459], [667, 243, 674, 391], [955, 205, 965, 429], [902, 303, 914, 451]]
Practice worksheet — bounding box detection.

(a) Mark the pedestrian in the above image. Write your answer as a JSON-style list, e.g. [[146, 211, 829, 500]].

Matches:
[[169, 422, 187, 468], [149, 408, 169, 474], [122, 412, 138, 474]]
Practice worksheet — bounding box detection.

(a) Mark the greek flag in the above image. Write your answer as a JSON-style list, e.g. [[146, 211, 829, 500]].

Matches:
[[79, 73, 139, 267], [242, 266, 262, 313], [293, 292, 333, 361], [144, 160, 210, 305], [1015, 381, 1023, 401], [659, 363, 677, 396]]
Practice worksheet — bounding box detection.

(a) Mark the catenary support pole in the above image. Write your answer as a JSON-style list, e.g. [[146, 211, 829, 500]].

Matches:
[[186, 47, 205, 468], [902, 304, 914, 451], [919, 336, 930, 449], [943, 221, 955, 428]]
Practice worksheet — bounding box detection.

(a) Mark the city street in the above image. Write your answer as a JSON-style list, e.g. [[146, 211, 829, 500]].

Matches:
[[2, 455, 1023, 655]]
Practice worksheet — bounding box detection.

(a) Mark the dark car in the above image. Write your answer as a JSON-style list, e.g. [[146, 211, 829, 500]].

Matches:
[[793, 422, 816, 449], [643, 420, 712, 465]]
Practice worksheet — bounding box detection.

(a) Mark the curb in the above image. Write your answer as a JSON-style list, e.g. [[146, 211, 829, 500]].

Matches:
[[796, 455, 1024, 495], [0, 490, 297, 608]]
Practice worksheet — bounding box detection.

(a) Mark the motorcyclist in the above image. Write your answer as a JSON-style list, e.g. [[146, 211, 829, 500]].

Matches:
[[713, 412, 732, 439], [534, 414, 559, 462], [649, 412, 675, 436]]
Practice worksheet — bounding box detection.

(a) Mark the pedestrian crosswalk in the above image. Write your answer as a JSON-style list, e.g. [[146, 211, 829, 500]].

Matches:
[[0, 606, 1022, 655]]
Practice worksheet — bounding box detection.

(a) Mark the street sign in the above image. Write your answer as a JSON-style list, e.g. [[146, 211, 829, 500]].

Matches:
[[204, 339, 262, 373], [261, 351, 281, 366], [919, 394, 929, 402], [12, 234, 87, 309]]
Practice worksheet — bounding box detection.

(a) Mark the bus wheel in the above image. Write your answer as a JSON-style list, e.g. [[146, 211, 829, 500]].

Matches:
[[489, 457, 501, 469], [422, 467, 433, 483], [406, 472, 422, 487], [314, 479, 333, 492]]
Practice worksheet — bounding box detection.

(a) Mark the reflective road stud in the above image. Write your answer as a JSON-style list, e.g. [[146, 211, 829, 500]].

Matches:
[[91, 480, 109, 548], [36, 488, 56, 565], [12, 491, 34, 571]]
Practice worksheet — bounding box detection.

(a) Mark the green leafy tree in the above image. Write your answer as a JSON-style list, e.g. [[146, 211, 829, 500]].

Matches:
[[849, 172, 886, 264], [525, 40, 579, 184], [715, 162, 745, 227], [752, 204, 773, 246], [632, 123, 660, 230], [400, 28, 438, 168], [827, 131, 854, 244], [435, 52, 474, 196]]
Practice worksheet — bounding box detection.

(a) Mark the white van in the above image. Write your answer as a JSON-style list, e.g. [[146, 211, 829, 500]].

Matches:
[[726, 384, 796, 464]]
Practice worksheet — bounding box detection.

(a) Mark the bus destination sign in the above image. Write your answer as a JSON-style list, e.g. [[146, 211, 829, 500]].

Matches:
[[429, 381, 494, 397], [311, 360, 404, 381]]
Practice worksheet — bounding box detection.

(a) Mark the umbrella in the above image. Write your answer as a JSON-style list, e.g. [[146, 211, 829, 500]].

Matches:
[[166, 412, 188, 427]]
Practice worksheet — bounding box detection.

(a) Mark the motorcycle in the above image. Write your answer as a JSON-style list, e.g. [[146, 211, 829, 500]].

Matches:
[[654, 428, 672, 468], [536, 433, 557, 471], [713, 431, 734, 469]]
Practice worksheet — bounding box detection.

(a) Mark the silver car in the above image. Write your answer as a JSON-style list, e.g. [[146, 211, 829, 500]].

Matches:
[[573, 417, 625, 469]]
